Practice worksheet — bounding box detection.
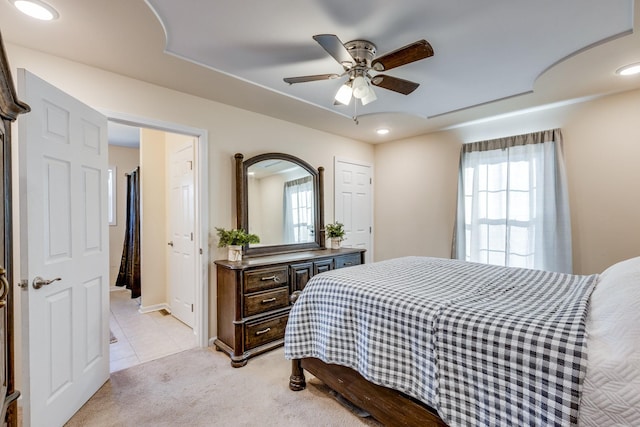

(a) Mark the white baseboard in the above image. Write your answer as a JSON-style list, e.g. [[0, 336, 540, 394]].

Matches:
[[138, 303, 171, 314]]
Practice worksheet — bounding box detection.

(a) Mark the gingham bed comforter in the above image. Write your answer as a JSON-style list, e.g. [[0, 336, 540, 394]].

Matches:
[[284, 256, 598, 427]]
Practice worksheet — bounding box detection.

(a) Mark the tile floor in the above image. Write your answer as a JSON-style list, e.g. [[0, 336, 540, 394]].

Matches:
[[109, 288, 196, 373]]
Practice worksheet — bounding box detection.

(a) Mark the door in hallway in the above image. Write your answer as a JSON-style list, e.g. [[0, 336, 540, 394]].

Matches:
[[167, 135, 197, 327], [334, 158, 373, 263]]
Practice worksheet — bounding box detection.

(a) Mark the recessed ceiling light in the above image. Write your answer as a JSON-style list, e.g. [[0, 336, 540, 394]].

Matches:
[[616, 63, 640, 76], [10, 0, 59, 21], [376, 128, 390, 135]]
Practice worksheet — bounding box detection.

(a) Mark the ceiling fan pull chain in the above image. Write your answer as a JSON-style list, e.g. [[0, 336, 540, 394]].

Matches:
[[352, 101, 359, 125]]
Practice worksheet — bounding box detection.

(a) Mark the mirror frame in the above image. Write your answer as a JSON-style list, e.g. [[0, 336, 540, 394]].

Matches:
[[235, 152, 325, 257]]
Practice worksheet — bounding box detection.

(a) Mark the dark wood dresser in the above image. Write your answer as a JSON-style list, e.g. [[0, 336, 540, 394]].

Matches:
[[0, 30, 30, 426], [214, 247, 365, 367]]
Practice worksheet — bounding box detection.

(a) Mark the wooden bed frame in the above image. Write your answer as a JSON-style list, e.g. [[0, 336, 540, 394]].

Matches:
[[290, 358, 447, 427]]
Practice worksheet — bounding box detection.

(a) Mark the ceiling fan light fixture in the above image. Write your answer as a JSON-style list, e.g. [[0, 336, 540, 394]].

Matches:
[[10, 0, 59, 20], [335, 83, 353, 105], [351, 76, 369, 99], [360, 86, 377, 105]]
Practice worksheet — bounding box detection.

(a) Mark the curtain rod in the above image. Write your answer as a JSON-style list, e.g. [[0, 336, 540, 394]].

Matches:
[[125, 167, 140, 176]]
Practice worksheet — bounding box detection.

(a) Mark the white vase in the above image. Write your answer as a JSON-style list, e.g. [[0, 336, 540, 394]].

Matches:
[[227, 245, 243, 261], [330, 238, 341, 249]]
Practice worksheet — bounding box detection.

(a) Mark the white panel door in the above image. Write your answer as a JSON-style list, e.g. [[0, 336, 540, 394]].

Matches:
[[167, 138, 196, 328], [18, 69, 109, 427], [334, 158, 372, 263]]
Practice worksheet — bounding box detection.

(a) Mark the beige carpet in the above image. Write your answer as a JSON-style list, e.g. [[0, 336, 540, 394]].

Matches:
[[65, 347, 383, 426]]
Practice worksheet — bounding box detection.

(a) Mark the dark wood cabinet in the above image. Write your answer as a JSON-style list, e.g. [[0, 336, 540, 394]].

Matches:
[[290, 262, 313, 293], [0, 31, 30, 426], [214, 248, 365, 367], [313, 258, 333, 275]]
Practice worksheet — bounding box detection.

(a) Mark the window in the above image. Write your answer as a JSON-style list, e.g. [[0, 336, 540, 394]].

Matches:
[[454, 129, 572, 273], [283, 176, 314, 243]]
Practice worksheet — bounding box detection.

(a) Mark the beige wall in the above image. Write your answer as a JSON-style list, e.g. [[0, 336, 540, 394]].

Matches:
[[251, 174, 285, 245], [374, 131, 461, 261], [140, 128, 167, 307], [7, 43, 375, 347], [562, 90, 640, 274], [375, 88, 640, 274], [108, 145, 140, 286]]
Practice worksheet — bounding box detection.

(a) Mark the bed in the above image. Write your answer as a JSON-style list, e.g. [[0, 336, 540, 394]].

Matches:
[[284, 256, 640, 426]]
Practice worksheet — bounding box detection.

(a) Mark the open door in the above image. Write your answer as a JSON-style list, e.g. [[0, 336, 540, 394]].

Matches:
[[167, 136, 196, 328], [18, 69, 109, 426]]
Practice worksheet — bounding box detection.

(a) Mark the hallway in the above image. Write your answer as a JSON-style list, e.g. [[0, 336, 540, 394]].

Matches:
[[109, 288, 196, 372]]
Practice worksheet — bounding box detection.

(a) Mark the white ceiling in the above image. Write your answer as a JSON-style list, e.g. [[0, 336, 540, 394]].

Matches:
[[0, 0, 638, 143], [108, 122, 140, 148]]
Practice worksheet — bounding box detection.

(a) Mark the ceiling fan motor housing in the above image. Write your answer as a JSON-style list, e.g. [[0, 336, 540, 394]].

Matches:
[[344, 40, 377, 68]]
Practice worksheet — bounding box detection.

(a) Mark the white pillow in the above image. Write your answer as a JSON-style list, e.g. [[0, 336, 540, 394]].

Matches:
[[598, 255, 640, 284], [589, 256, 640, 349], [579, 256, 640, 426]]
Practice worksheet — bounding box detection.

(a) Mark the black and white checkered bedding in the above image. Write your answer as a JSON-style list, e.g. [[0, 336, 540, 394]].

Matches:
[[284, 256, 598, 427]]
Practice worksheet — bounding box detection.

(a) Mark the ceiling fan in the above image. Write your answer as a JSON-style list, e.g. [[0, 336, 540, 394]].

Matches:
[[284, 34, 434, 107]]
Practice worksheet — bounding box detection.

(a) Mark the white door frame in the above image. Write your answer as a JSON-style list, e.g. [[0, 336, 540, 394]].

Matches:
[[334, 156, 374, 262], [102, 110, 209, 347]]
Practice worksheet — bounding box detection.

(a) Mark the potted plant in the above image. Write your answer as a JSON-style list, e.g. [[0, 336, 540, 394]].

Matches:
[[215, 227, 260, 261], [325, 222, 346, 249]]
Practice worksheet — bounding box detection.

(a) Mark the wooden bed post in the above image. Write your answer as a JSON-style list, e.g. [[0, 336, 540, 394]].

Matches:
[[289, 359, 306, 391]]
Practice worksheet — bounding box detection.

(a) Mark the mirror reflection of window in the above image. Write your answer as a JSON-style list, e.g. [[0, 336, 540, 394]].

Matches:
[[246, 160, 316, 247], [283, 176, 315, 243]]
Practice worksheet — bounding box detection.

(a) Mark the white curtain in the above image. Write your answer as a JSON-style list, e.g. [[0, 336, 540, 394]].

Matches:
[[283, 176, 314, 244], [453, 129, 572, 273]]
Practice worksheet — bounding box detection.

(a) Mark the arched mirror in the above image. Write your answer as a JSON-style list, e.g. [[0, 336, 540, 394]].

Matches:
[[236, 153, 325, 256]]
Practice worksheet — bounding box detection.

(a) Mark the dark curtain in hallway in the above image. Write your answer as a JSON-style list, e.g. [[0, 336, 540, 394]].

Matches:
[[116, 166, 141, 298]]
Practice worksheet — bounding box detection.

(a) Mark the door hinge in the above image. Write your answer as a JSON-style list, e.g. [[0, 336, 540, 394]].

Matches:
[[370, 226, 372, 233], [191, 304, 194, 313], [199, 248, 203, 255], [190, 232, 194, 241], [370, 178, 372, 184], [19, 279, 28, 289]]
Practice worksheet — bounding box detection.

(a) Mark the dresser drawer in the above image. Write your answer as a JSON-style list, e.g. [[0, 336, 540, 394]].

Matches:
[[314, 258, 333, 274], [244, 267, 288, 293], [335, 253, 362, 269], [244, 287, 289, 317], [245, 313, 288, 350]]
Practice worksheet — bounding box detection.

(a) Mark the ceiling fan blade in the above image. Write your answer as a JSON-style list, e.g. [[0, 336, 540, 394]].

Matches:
[[370, 75, 420, 95], [312, 34, 354, 66], [372, 40, 434, 72], [283, 73, 340, 84]]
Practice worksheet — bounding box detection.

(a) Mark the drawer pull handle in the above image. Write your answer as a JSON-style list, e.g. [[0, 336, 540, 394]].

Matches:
[[260, 275, 280, 282], [261, 297, 277, 304], [255, 327, 271, 336], [344, 262, 353, 266]]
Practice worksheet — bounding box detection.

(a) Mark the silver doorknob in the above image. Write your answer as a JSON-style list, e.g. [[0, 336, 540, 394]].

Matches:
[[32, 276, 61, 290]]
